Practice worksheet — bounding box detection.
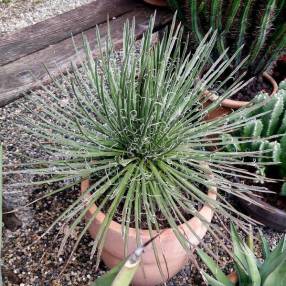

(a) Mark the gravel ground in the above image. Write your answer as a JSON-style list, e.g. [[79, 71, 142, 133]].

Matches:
[[0, 0, 96, 36], [1, 1, 284, 285]]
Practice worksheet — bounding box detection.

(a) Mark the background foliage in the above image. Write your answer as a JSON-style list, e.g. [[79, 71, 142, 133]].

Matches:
[[168, 0, 286, 79]]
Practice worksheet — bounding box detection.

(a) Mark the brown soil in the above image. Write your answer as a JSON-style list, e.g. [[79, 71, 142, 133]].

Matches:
[[272, 58, 286, 84], [231, 75, 272, 101], [225, 58, 285, 102]]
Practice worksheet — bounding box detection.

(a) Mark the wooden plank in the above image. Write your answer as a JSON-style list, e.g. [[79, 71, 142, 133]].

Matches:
[[0, 5, 172, 107], [0, 0, 139, 66]]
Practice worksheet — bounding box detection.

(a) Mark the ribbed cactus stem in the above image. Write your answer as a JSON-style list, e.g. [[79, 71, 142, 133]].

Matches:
[[168, 0, 286, 79], [224, 80, 286, 193]]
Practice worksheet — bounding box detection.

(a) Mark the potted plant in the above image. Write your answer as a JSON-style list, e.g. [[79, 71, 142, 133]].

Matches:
[[168, 0, 285, 119], [222, 80, 286, 231], [197, 223, 286, 285], [9, 16, 272, 286]]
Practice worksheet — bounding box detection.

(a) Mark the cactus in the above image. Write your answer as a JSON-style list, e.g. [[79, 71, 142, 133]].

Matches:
[[223, 80, 286, 194], [168, 0, 286, 79]]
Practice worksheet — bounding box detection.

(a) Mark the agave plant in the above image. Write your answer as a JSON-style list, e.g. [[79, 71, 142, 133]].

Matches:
[[7, 15, 270, 270], [197, 223, 286, 286], [168, 0, 286, 80], [222, 80, 286, 194]]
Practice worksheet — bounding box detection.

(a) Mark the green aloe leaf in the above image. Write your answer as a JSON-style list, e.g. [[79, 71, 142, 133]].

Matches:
[[259, 230, 270, 259], [202, 271, 230, 286], [92, 236, 159, 286], [280, 182, 286, 196], [242, 244, 261, 286], [260, 235, 286, 283], [111, 248, 142, 286], [92, 260, 126, 286], [230, 224, 249, 283], [197, 249, 233, 286], [263, 261, 286, 286]]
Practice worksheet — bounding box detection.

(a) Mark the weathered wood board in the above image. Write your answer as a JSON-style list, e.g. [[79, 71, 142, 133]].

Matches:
[[0, 0, 138, 66], [0, 0, 172, 107]]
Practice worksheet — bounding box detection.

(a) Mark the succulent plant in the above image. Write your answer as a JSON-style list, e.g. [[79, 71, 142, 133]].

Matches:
[[92, 247, 141, 286], [7, 15, 270, 271], [92, 236, 158, 286], [168, 0, 286, 80], [197, 223, 286, 286], [222, 80, 286, 194]]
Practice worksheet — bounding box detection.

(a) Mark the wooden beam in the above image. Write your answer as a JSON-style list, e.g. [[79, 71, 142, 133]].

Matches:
[[0, 5, 172, 107], [0, 0, 138, 66]]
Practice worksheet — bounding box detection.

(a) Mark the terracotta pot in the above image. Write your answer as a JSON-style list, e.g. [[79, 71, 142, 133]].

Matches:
[[143, 0, 168, 7], [205, 72, 278, 121], [236, 194, 286, 232], [227, 271, 238, 284], [279, 54, 286, 62], [81, 179, 217, 286]]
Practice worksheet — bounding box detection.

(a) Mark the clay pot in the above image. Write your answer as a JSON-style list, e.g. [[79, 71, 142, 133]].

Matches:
[[205, 72, 278, 121], [143, 0, 168, 7], [279, 54, 286, 62], [227, 272, 238, 284], [81, 179, 217, 286]]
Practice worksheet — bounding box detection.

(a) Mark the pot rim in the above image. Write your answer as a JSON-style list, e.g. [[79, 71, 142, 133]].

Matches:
[[80, 176, 217, 239], [205, 72, 278, 109]]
